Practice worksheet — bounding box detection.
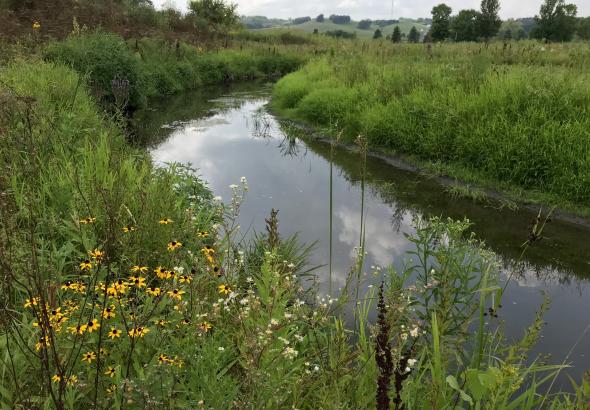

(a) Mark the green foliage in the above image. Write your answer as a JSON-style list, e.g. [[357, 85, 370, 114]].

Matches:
[[531, 0, 578, 42], [188, 0, 239, 36], [272, 42, 590, 207], [373, 28, 383, 39], [577, 16, 590, 40], [408, 26, 420, 43], [357, 19, 372, 30], [430, 3, 453, 41], [452, 9, 481, 41], [478, 0, 502, 40], [391, 26, 402, 43]]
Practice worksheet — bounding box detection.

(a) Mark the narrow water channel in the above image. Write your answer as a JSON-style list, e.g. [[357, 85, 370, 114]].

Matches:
[[133, 82, 590, 387]]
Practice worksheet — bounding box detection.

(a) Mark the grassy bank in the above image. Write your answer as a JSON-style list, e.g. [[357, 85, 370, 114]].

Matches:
[[271, 41, 590, 218]]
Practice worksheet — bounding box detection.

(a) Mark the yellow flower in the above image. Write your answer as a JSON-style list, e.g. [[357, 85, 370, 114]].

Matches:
[[201, 246, 215, 255], [197, 231, 209, 238], [154, 319, 168, 327], [180, 318, 191, 326], [24, 296, 40, 308], [107, 279, 128, 297], [52, 374, 61, 383], [159, 218, 173, 225], [179, 275, 192, 284], [167, 289, 185, 301], [82, 351, 96, 363], [128, 326, 150, 338], [79, 260, 93, 271], [129, 275, 146, 288], [167, 241, 183, 251], [108, 327, 122, 339], [35, 336, 50, 351], [171, 357, 184, 368], [218, 284, 232, 295], [131, 265, 148, 273], [106, 384, 117, 395], [80, 216, 96, 225], [86, 319, 100, 333], [32, 21, 41, 30], [158, 353, 170, 364], [146, 287, 162, 296], [104, 366, 116, 378], [89, 249, 104, 261], [122, 225, 136, 233], [67, 375, 78, 385], [68, 324, 87, 335], [198, 322, 212, 333], [102, 305, 116, 319]]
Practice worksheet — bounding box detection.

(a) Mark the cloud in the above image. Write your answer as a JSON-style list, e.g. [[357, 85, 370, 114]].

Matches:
[[152, 0, 590, 19]]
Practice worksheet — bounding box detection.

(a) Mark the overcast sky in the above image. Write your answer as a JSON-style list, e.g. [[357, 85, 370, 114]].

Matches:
[[153, 0, 589, 19]]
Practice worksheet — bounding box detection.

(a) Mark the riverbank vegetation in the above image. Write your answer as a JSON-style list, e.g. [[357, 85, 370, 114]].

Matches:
[[272, 41, 590, 216]]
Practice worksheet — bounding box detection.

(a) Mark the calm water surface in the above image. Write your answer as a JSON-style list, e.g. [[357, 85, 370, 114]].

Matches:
[[134, 83, 590, 387]]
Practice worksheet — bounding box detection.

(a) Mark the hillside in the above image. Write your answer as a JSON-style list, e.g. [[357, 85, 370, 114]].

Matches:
[[245, 17, 429, 38]]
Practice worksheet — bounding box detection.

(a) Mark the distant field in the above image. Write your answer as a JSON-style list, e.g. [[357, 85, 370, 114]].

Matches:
[[251, 19, 429, 38]]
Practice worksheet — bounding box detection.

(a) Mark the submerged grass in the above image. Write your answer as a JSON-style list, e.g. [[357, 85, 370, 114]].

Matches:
[[271, 41, 590, 217]]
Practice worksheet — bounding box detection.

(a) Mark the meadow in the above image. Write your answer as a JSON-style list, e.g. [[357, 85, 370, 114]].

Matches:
[[1, 27, 589, 409], [271, 40, 590, 216]]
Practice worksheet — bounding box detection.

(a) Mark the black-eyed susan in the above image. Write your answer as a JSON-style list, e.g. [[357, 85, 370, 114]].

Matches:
[[67, 375, 78, 386], [167, 288, 185, 301], [122, 225, 136, 233], [212, 266, 222, 277], [35, 336, 50, 351], [154, 319, 168, 327], [159, 218, 173, 225], [52, 374, 61, 383], [106, 384, 117, 395], [23, 296, 40, 308], [197, 231, 209, 238], [79, 260, 93, 271], [167, 241, 183, 251], [86, 319, 100, 333], [130, 265, 148, 274], [179, 275, 192, 284], [99, 347, 109, 356], [80, 216, 96, 225], [32, 21, 41, 30], [102, 305, 116, 319], [146, 287, 162, 296], [108, 327, 121, 339], [128, 326, 150, 338], [171, 357, 184, 368], [201, 246, 215, 255], [129, 275, 146, 288], [198, 322, 212, 333], [165, 270, 176, 279], [218, 284, 232, 295], [104, 366, 116, 378], [89, 249, 104, 261], [68, 324, 87, 335], [180, 318, 191, 326], [154, 266, 166, 278], [81, 351, 96, 363], [158, 353, 170, 364]]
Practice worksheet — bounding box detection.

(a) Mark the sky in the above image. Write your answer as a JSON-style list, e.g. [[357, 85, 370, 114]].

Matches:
[[153, 0, 590, 19]]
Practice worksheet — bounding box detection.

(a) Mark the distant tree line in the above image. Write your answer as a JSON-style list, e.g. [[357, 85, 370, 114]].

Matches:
[[291, 16, 311, 25], [329, 14, 351, 24], [427, 0, 588, 43]]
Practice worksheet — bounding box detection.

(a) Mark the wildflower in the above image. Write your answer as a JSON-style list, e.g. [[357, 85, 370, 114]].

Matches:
[[68, 324, 87, 335], [158, 354, 170, 364], [122, 225, 135, 233], [108, 327, 121, 339], [129, 275, 146, 288], [167, 289, 185, 301], [35, 336, 50, 351], [159, 218, 173, 225], [67, 375, 78, 385], [86, 319, 100, 333], [218, 284, 231, 295], [128, 326, 150, 338], [146, 287, 162, 296], [32, 21, 41, 30], [198, 322, 212, 333], [82, 351, 96, 363], [201, 246, 215, 255], [171, 357, 184, 368], [24, 297, 40, 308], [104, 366, 116, 378], [197, 231, 209, 238], [179, 275, 192, 284], [52, 374, 61, 383], [102, 305, 116, 319], [167, 241, 183, 251], [89, 249, 104, 261], [218, 347, 225, 352], [80, 216, 96, 224], [407, 358, 417, 367], [131, 265, 148, 273], [283, 347, 298, 359], [154, 319, 168, 327], [212, 266, 222, 277], [79, 260, 93, 271], [106, 384, 117, 395], [100, 347, 109, 356], [410, 326, 420, 338], [180, 318, 191, 326]]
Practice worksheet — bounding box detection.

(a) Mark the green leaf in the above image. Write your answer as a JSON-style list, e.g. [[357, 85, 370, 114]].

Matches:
[[447, 375, 473, 406]]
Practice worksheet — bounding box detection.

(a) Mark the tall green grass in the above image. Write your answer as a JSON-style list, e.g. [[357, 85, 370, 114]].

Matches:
[[271, 42, 590, 209]]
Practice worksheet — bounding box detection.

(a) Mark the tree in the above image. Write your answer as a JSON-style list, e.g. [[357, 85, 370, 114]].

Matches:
[[531, 0, 578, 42], [357, 19, 372, 30], [451, 9, 480, 41], [329, 15, 351, 25], [313, 28, 319, 35], [391, 26, 401, 43], [578, 17, 590, 40], [373, 28, 383, 39], [292, 16, 311, 25], [503, 28, 512, 40], [316, 14, 324, 23], [188, 0, 239, 35], [408, 26, 420, 43], [478, 0, 502, 40], [430, 3, 452, 41], [516, 28, 527, 39]]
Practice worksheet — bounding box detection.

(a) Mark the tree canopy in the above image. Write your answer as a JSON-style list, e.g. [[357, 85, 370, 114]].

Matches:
[[430, 3, 453, 41], [531, 0, 578, 41]]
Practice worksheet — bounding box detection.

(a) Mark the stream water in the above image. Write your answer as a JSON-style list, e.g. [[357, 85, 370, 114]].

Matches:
[[134, 82, 590, 388]]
